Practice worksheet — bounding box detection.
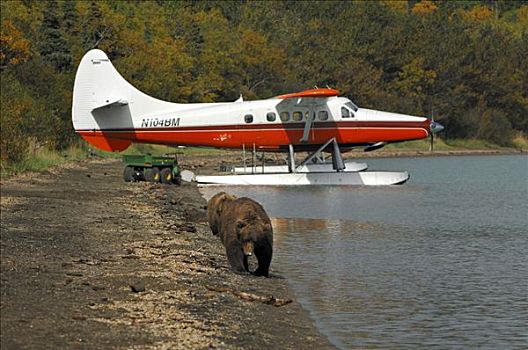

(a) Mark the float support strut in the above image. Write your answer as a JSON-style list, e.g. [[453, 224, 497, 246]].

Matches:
[[332, 138, 345, 172], [288, 144, 296, 173], [298, 138, 345, 172]]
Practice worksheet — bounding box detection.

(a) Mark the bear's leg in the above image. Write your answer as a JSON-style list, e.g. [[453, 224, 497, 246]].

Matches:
[[226, 245, 249, 274], [243, 255, 249, 272], [254, 243, 272, 277]]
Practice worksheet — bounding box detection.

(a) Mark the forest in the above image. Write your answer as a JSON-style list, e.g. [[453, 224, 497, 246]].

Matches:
[[1, 0, 527, 165]]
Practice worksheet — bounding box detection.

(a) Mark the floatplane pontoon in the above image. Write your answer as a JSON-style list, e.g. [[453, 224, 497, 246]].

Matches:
[[71, 49, 443, 186], [195, 138, 408, 186]]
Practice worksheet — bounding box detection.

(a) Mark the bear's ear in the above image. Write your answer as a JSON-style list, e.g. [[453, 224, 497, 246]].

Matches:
[[216, 194, 228, 215]]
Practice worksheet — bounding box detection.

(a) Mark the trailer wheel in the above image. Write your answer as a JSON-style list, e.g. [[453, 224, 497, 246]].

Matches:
[[144, 167, 160, 182], [160, 168, 173, 184], [123, 166, 135, 182]]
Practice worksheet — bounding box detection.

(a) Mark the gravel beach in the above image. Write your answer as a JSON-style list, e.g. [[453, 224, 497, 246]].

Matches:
[[0, 157, 334, 349]]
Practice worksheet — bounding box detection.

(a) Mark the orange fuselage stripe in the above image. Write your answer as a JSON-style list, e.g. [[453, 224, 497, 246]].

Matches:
[[78, 123, 429, 150]]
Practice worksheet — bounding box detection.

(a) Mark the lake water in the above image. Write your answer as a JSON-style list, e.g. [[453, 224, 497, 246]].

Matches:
[[200, 155, 528, 349]]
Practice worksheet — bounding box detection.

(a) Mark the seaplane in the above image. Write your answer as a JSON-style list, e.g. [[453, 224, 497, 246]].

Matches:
[[72, 49, 444, 186]]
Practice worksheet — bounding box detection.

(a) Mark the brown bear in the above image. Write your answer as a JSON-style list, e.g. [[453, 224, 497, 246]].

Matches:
[[207, 192, 237, 236], [210, 195, 273, 277]]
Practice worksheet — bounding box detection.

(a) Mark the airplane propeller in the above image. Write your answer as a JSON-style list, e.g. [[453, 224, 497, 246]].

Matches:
[[428, 105, 444, 152]]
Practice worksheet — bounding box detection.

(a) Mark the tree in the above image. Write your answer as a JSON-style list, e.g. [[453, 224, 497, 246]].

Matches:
[[478, 108, 514, 146], [39, 0, 72, 72], [0, 20, 30, 70], [62, 0, 78, 33]]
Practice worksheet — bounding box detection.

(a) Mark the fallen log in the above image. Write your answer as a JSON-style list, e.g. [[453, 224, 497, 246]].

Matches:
[[205, 285, 292, 307]]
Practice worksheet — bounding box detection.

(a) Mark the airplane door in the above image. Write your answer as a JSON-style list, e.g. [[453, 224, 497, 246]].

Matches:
[[307, 103, 318, 142], [313, 107, 330, 143]]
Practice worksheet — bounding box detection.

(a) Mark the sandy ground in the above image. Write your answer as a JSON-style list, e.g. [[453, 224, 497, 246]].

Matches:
[[0, 157, 334, 349]]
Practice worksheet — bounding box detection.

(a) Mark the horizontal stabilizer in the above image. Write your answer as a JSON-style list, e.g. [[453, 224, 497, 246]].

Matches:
[[91, 99, 129, 112]]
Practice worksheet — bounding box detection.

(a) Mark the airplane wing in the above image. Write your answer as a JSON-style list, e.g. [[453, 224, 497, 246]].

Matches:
[[275, 88, 339, 99]]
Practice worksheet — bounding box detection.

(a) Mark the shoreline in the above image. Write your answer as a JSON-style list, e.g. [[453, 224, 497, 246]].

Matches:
[[345, 148, 526, 159], [2, 144, 526, 180], [0, 158, 334, 349]]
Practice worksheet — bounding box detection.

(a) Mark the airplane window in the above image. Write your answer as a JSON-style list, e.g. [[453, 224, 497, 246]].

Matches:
[[266, 112, 276, 122], [280, 111, 290, 121], [292, 111, 303, 121], [318, 110, 329, 120], [346, 101, 358, 112], [244, 114, 253, 123], [341, 107, 350, 118]]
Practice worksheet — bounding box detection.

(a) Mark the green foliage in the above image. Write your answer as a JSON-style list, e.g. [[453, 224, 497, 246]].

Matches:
[[39, 0, 72, 72], [0, 143, 87, 177], [62, 0, 78, 33], [512, 133, 528, 149], [1, 72, 32, 162], [1, 20, 31, 69], [477, 109, 514, 146], [1, 0, 526, 168]]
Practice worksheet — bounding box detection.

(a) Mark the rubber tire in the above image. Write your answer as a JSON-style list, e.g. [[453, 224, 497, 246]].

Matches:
[[160, 167, 173, 184], [123, 166, 135, 182], [144, 167, 161, 183]]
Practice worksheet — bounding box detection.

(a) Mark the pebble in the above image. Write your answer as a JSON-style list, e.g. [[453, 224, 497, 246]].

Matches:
[[129, 281, 146, 293], [66, 272, 83, 277], [72, 313, 86, 321]]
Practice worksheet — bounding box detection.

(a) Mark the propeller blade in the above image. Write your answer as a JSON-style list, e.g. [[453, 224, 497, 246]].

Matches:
[[430, 130, 434, 152]]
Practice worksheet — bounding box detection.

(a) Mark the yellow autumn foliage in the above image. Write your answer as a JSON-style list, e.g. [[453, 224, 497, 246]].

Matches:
[[411, 0, 438, 15], [461, 5, 494, 21], [0, 20, 30, 68], [381, 1, 408, 14]]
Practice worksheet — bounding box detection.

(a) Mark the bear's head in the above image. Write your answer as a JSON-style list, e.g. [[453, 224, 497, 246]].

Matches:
[[207, 192, 236, 235], [236, 213, 272, 256]]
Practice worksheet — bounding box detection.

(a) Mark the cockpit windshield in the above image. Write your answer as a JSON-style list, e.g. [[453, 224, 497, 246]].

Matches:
[[345, 101, 358, 112]]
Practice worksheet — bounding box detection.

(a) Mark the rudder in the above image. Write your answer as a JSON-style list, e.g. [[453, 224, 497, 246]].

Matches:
[[72, 49, 175, 152]]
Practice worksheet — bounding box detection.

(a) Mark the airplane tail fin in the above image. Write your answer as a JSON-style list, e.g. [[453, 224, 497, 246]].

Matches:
[[72, 49, 174, 152]]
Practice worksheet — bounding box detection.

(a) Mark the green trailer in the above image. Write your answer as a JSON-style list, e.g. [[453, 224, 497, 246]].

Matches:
[[122, 154, 181, 185]]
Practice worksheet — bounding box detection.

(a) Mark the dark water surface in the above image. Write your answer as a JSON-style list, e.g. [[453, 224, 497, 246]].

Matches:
[[200, 155, 528, 349]]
